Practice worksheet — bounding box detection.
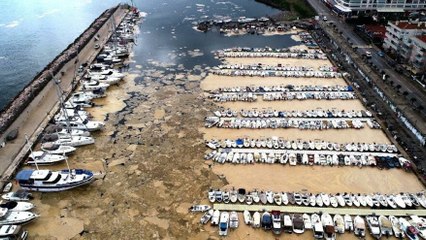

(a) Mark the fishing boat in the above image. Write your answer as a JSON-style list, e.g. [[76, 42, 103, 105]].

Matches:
[[366, 215, 382, 239], [26, 151, 67, 165], [312, 213, 324, 239], [218, 211, 229, 236], [354, 215, 366, 237], [293, 214, 305, 234], [189, 205, 211, 212], [389, 215, 404, 238], [344, 214, 353, 232], [0, 201, 34, 212], [0, 208, 37, 225], [1, 191, 32, 201], [243, 210, 252, 225], [200, 209, 213, 224], [229, 211, 239, 229], [271, 211, 282, 235], [15, 169, 95, 192], [379, 215, 393, 237], [333, 214, 345, 234], [211, 210, 220, 225]]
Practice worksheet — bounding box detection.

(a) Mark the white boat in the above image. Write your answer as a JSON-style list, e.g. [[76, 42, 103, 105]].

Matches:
[[218, 211, 229, 236], [303, 213, 312, 229], [1, 191, 32, 201], [316, 194, 323, 207], [354, 215, 366, 238], [329, 195, 338, 208], [344, 214, 353, 232], [312, 213, 324, 239], [0, 201, 34, 212], [379, 215, 393, 237], [230, 188, 237, 203], [27, 151, 67, 165], [293, 214, 305, 234], [1, 183, 12, 193], [321, 193, 330, 206], [335, 193, 345, 207], [410, 215, 426, 240], [200, 209, 213, 224], [333, 214, 345, 234], [0, 225, 28, 240], [189, 205, 211, 212], [15, 169, 95, 192], [44, 135, 95, 147], [322, 213, 335, 240], [57, 120, 104, 132], [283, 213, 293, 233], [211, 210, 220, 225], [273, 192, 282, 205], [272, 211, 282, 235], [243, 210, 252, 225], [400, 217, 420, 240], [252, 211, 261, 228], [229, 211, 239, 229], [281, 192, 289, 205], [82, 80, 109, 91], [0, 208, 37, 225], [389, 215, 404, 238], [366, 215, 382, 239], [41, 143, 76, 155], [208, 189, 215, 203]]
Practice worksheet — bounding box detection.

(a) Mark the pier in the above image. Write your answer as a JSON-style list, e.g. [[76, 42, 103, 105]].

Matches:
[[0, 4, 130, 183], [214, 203, 426, 216]]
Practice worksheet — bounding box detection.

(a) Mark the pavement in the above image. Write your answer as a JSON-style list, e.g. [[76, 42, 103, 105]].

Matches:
[[0, 7, 128, 181]]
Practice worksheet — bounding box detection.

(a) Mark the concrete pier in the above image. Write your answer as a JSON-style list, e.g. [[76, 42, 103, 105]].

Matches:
[[0, 5, 129, 183]]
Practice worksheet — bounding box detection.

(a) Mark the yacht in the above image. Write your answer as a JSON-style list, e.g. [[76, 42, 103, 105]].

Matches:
[[41, 143, 76, 155], [0, 208, 37, 225], [0, 201, 34, 212], [15, 169, 95, 192], [27, 151, 67, 165]]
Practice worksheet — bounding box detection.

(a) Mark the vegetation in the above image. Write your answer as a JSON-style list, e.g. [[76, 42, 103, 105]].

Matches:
[[256, 0, 316, 19]]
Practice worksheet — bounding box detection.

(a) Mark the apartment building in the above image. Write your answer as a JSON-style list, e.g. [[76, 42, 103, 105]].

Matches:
[[333, 0, 426, 12]]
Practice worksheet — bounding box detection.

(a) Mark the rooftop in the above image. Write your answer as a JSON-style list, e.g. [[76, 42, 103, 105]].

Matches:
[[393, 21, 426, 30]]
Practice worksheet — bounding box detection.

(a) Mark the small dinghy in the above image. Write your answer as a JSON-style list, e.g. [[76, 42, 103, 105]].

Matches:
[[200, 209, 213, 224], [0, 201, 34, 212], [189, 205, 211, 212]]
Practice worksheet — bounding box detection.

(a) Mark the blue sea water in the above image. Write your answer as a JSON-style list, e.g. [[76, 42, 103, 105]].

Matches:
[[0, 0, 296, 111]]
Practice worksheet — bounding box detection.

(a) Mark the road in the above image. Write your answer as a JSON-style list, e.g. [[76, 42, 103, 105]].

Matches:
[[307, 0, 426, 116]]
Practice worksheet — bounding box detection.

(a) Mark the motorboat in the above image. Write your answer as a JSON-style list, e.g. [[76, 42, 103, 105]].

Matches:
[[410, 215, 426, 239], [312, 213, 324, 239], [344, 214, 353, 232], [0, 225, 28, 240], [214, 190, 222, 203], [200, 209, 213, 224], [2, 183, 12, 193], [243, 210, 252, 225], [26, 151, 67, 165], [321, 213, 335, 240], [321, 193, 330, 206], [389, 215, 404, 238], [293, 214, 305, 234], [379, 215, 393, 237], [399, 217, 420, 240], [230, 188, 237, 203], [189, 205, 211, 212], [81, 80, 109, 91], [15, 169, 95, 192], [283, 213, 293, 233], [0, 208, 37, 225], [211, 210, 220, 225], [222, 190, 230, 204], [229, 211, 239, 229], [366, 215, 382, 239], [218, 211, 229, 236], [271, 211, 282, 235], [252, 211, 261, 228], [57, 120, 104, 132], [208, 189, 215, 203], [354, 215, 366, 238], [261, 211, 272, 230], [1, 191, 32, 201], [237, 188, 246, 203], [333, 214, 345, 234], [303, 213, 312, 230], [0, 201, 34, 212], [41, 143, 76, 155]]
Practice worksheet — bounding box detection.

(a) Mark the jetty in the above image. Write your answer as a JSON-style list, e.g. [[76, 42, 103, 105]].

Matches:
[[0, 4, 130, 184]]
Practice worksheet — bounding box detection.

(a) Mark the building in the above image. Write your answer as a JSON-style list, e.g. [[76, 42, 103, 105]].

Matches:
[[332, 0, 426, 14], [407, 35, 426, 73], [383, 21, 426, 54]]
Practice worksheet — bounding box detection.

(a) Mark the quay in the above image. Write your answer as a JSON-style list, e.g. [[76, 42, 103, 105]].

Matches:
[[0, 4, 130, 184], [214, 203, 426, 217]]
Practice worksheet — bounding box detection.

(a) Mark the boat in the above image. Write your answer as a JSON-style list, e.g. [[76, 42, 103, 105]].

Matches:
[[366, 215, 382, 239], [303, 213, 312, 230], [293, 214, 305, 234], [400, 217, 420, 240], [229, 211, 239, 229], [354, 215, 366, 237], [243, 210, 252, 225], [316, 194, 323, 207], [208, 189, 215, 203], [410, 215, 426, 240], [214, 190, 223, 203], [335, 193, 345, 207], [189, 205, 211, 212], [200, 209, 213, 224], [251, 190, 260, 203], [379, 215, 393, 237], [0, 208, 37, 225], [259, 191, 267, 204], [26, 151, 67, 165], [271, 211, 282, 235], [0, 201, 34, 212], [0, 225, 28, 240], [329, 195, 338, 208], [321, 193, 330, 206], [266, 191, 274, 204], [261, 211, 272, 230], [2, 182, 12, 193], [237, 188, 246, 203], [273, 192, 282, 205], [344, 214, 353, 232], [1, 191, 32, 201], [211, 210, 220, 225], [218, 211, 229, 236], [389, 215, 404, 238], [252, 211, 261, 228], [281, 192, 289, 205], [15, 169, 95, 192], [283, 213, 293, 233], [333, 214, 345, 234], [230, 188, 237, 203], [41, 143, 76, 155], [312, 213, 324, 239]]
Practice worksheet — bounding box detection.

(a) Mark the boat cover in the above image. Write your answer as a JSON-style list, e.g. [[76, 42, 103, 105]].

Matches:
[[15, 170, 35, 181]]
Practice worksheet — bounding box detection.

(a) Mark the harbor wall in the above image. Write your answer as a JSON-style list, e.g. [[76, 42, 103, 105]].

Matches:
[[0, 5, 121, 135]]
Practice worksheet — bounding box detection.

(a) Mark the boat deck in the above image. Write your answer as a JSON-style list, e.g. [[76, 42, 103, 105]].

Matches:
[[214, 203, 426, 216]]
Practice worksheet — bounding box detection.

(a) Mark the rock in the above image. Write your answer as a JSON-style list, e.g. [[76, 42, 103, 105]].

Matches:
[[109, 158, 127, 167]]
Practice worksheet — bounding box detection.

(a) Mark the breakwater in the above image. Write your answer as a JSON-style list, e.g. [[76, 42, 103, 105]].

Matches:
[[0, 5, 121, 135]]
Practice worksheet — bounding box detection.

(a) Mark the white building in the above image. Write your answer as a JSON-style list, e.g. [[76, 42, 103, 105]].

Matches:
[[383, 21, 426, 54], [333, 0, 426, 13], [407, 35, 426, 73]]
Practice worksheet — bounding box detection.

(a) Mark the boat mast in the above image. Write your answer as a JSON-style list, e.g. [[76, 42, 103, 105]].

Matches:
[[25, 135, 39, 171]]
